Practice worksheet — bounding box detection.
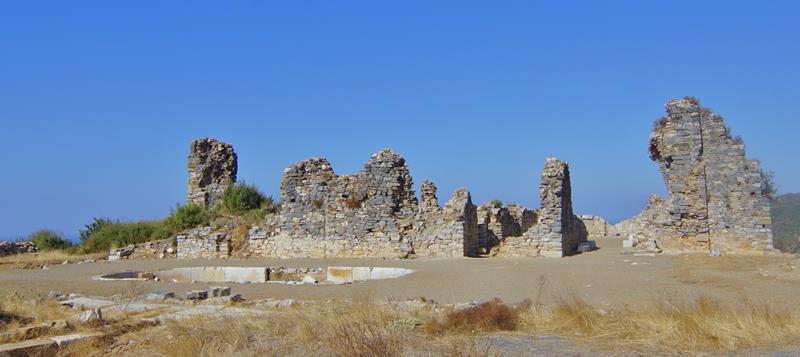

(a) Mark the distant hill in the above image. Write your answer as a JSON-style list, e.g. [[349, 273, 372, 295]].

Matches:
[[772, 193, 800, 253]]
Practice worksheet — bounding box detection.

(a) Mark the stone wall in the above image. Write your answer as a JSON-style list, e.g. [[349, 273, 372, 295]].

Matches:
[[495, 158, 587, 257], [577, 215, 613, 240], [187, 138, 237, 208], [411, 188, 480, 257], [177, 227, 232, 259], [0, 241, 37, 257], [615, 97, 773, 254], [477, 204, 537, 254], [247, 149, 479, 258]]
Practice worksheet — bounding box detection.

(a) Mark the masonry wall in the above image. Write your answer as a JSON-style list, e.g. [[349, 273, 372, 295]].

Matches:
[[176, 227, 232, 259], [187, 138, 237, 208], [495, 158, 586, 257], [616, 98, 773, 254], [247, 149, 479, 258]]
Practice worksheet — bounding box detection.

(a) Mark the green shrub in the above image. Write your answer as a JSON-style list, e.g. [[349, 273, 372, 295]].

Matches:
[[164, 204, 207, 231], [221, 182, 268, 214], [79, 218, 115, 245], [490, 199, 503, 209], [29, 230, 73, 251], [79, 221, 159, 253]]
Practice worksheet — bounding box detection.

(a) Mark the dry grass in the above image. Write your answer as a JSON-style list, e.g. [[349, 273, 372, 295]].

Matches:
[[0, 287, 87, 343], [425, 298, 529, 335], [125, 300, 412, 357], [3, 282, 799, 355], [0, 251, 105, 270], [522, 294, 800, 352]]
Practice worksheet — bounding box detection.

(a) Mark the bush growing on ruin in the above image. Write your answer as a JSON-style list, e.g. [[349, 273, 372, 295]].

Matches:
[[761, 169, 777, 200], [490, 199, 503, 209], [221, 182, 269, 214], [164, 204, 206, 231], [28, 230, 72, 251]]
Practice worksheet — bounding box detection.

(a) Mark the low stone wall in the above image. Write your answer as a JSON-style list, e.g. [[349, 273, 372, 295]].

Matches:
[[176, 227, 231, 259], [578, 215, 613, 240], [0, 241, 37, 257], [109, 238, 176, 261]]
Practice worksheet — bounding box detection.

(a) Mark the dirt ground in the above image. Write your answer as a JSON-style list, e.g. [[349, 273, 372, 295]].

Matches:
[[2, 239, 799, 306]]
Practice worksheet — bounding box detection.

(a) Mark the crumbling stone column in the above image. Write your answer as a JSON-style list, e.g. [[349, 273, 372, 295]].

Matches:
[[420, 180, 439, 212], [187, 138, 237, 208], [443, 188, 479, 257], [524, 158, 586, 257]]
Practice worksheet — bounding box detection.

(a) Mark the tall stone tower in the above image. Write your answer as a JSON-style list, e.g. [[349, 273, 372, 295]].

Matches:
[[187, 138, 237, 208], [618, 97, 773, 254]]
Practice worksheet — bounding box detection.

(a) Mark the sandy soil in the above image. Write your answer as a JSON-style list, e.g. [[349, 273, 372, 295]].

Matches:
[[2, 239, 799, 306]]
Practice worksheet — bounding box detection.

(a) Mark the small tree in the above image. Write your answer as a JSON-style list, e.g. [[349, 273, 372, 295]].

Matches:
[[29, 230, 72, 251], [490, 199, 503, 209]]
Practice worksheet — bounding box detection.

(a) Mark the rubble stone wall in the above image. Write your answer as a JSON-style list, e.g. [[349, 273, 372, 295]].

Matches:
[[477, 204, 536, 254], [616, 98, 773, 254], [0, 241, 37, 257], [187, 138, 237, 208], [247, 149, 479, 258], [177, 227, 232, 259], [578, 215, 613, 240]]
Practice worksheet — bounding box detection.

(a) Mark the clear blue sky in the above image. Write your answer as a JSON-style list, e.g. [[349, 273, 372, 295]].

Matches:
[[1, 1, 798, 241]]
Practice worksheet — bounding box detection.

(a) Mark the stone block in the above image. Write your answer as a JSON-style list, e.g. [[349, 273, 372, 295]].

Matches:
[[209, 286, 231, 297], [351, 267, 371, 281], [622, 239, 635, 248], [144, 291, 175, 301], [369, 267, 413, 280], [0, 339, 58, 357], [577, 241, 597, 253], [49, 332, 105, 348], [186, 290, 208, 300], [326, 267, 353, 283]]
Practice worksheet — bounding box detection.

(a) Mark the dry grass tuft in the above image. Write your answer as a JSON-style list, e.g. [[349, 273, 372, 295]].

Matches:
[[425, 298, 529, 336]]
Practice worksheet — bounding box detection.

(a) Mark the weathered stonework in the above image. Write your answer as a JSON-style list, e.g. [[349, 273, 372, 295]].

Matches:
[[476, 204, 537, 254], [0, 241, 37, 257], [615, 97, 773, 254], [496, 158, 587, 257], [577, 215, 613, 240], [187, 138, 237, 208], [420, 180, 439, 212], [176, 227, 232, 259], [247, 149, 479, 258], [410, 188, 480, 257]]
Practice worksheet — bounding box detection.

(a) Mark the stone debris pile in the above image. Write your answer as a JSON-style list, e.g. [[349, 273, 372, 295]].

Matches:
[[0, 240, 38, 257]]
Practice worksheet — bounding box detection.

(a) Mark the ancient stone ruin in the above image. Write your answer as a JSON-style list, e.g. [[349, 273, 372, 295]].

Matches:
[[169, 97, 773, 260], [615, 97, 774, 254], [0, 240, 37, 257], [187, 137, 237, 208], [176, 141, 597, 259], [247, 149, 481, 258], [494, 158, 588, 257]]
